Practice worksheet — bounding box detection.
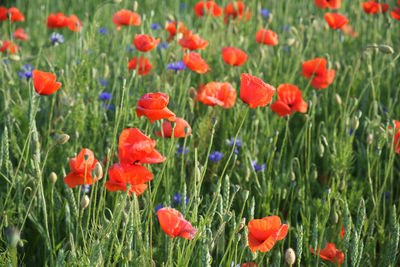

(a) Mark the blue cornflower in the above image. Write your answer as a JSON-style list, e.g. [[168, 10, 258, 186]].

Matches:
[[209, 151, 223, 162], [282, 25, 290, 31], [50, 32, 64, 46], [151, 23, 162, 30], [167, 61, 186, 71], [85, 50, 93, 55], [125, 45, 135, 52], [98, 78, 108, 86], [176, 144, 188, 155], [226, 138, 243, 147], [349, 128, 354, 136], [252, 160, 266, 172], [383, 192, 391, 200], [81, 185, 90, 193], [98, 27, 107, 35], [101, 103, 115, 110], [158, 43, 169, 50], [155, 204, 164, 212], [18, 64, 34, 80], [174, 193, 189, 205], [259, 9, 270, 18], [99, 92, 112, 101], [180, 4, 187, 10], [230, 261, 240, 267]]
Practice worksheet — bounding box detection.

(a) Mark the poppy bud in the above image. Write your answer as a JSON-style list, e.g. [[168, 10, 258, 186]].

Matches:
[[232, 184, 240, 193], [9, 54, 20, 61], [223, 211, 232, 222], [352, 116, 359, 131], [50, 172, 57, 183], [378, 44, 394, 54], [133, 1, 138, 11], [317, 141, 325, 157], [290, 172, 296, 181], [282, 188, 287, 199], [4, 215, 8, 227], [239, 218, 246, 231], [81, 195, 90, 209], [334, 61, 341, 71], [366, 134, 374, 144], [335, 93, 342, 106], [355, 110, 362, 118], [284, 248, 296, 265], [312, 169, 318, 180], [332, 211, 339, 224], [55, 134, 70, 145], [242, 190, 249, 201], [92, 162, 103, 179], [286, 38, 296, 46]]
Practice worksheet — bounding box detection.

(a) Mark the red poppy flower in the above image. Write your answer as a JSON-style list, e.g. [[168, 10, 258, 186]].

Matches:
[[194, 1, 223, 17], [67, 15, 82, 32], [270, 84, 308, 116], [179, 32, 209, 50], [157, 207, 197, 239], [0, 40, 19, 54], [324, 13, 349, 29], [341, 226, 345, 238], [255, 28, 279, 46], [32, 70, 62, 95], [128, 57, 153, 76], [63, 148, 101, 188], [136, 92, 176, 123], [391, 120, 400, 153], [224, 1, 251, 23], [240, 73, 276, 108], [47, 13, 70, 28], [196, 82, 237, 108], [242, 263, 258, 267], [310, 243, 345, 266], [221, 47, 248, 66], [0, 7, 25, 22], [13, 28, 29, 40], [183, 52, 210, 74], [301, 58, 336, 89], [380, 4, 389, 13], [155, 118, 191, 138], [362, 1, 380, 14], [105, 163, 153, 196], [314, 0, 341, 9], [392, 8, 400, 20], [112, 9, 141, 30], [105, 172, 148, 196], [133, 34, 160, 52], [0, 7, 7, 21], [247, 216, 288, 253], [118, 128, 166, 165], [165, 21, 189, 42]]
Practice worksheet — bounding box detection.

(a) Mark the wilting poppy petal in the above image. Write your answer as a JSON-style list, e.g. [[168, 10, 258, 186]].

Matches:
[[133, 34, 160, 52], [324, 13, 349, 29], [179, 32, 209, 50], [247, 216, 288, 253], [155, 118, 191, 138], [112, 9, 141, 30], [341, 24, 358, 37], [194, 1, 223, 17], [196, 82, 237, 108], [240, 73, 275, 108], [221, 47, 248, 66], [310, 243, 345, 266], [32, 70, 62, 95], [270, 84, 308, 116], [157, 207, 197, 239], [256, 28, 279, 46], [183, 52, 210, 74], [128, 57, 153, 75], [118, 128, 166, 164]]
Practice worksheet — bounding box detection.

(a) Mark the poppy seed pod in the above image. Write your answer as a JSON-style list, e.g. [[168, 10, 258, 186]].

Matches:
[[55, 134, 70, 145], [352, 116, 360, 130], [81, 195, 90, 209], [50, 172, 57, 183], [335, 93, 342, 106], [92, 162, 103, 179], [284, 248, 296, 265]]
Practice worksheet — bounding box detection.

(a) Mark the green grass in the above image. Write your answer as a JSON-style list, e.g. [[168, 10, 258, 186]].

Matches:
[[0, 0, 399, 266]]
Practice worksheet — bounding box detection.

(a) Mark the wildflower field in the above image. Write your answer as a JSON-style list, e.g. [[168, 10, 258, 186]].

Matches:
[[1, 0, 400, 266]]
